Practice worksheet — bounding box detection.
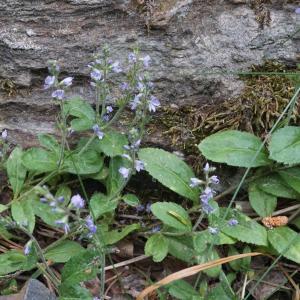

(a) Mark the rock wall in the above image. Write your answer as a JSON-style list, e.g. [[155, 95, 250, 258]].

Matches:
[[0, 0, 298, 147]]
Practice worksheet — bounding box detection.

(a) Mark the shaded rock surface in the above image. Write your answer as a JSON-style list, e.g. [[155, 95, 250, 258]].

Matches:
[[0, 279, 56, 300], [0, 0, 299, 147]]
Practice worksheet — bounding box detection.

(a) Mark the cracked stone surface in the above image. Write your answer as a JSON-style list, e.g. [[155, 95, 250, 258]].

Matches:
[[0, 0, 299, 147]]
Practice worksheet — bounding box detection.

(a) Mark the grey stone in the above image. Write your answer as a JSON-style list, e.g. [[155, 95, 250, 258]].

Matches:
[[0, 0, 298, 147], [0, 279, 57, 300]]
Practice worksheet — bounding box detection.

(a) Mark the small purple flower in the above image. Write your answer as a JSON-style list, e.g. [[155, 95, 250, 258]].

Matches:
[[210, 175, 220, 185], [102, 114, 110, 122], [151, 225, 161, 233], [57, 196, 65, 203], [1, 129, 8, 140], [111, 61, 122, 73], [44, 76, 55, 89], [136, 204, 145, 212], [92, 124, 104, 140], [119, 167, 130, 179], [40, 197, 48, 203], [203, 163, 210, 173], [49, 201, 56, 207], [85, 215, 97, 234], [106, 106, 113, 113], [228, 219, 238, 226], [128, 52, 137, 63], [142, 55, 151, 68], [208, 227, 219, 235], [137, 82, 145, 91], [202, 201, 215, 214], [55, 218, 70, 234], [135, 160, 144, 172], [122, 154, 131, 160], [120, 82, 129, 91], [200, 187, 214, 203], [132, 139, 141, 150], [61, 77, 73, 87], [130, 94, 142, 110], [51, 89, 65, 100], [71, 194, 85, 209], [146, 202, 152, 213], [189, 177, 203, 188], [24, 240, 32, 256], [90, 69, 102, 81], [295, 7, 300, 14], [148, 96, 160, 112]]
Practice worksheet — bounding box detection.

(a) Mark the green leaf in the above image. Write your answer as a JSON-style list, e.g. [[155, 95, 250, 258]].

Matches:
[[167, 236, 196, 263], [198, 130, 271, 167], [59, 284, 93, 300], [269, 126, 300, 164], [38, 134, 60, 153], [268, 227, 300, 264], [122, 194, 140, 206], [138, 148, 199, 202], [63, 150, 103, 175], [145, 234, 169, 262], [0, 250, 27, 275], [11, 199, 35, 233], [7, 147, 27, 198], [90, 193, 118, 219], [45, 241, 84, 263], [61, 249, 99, 285], [0, 204, 8, 213], [151, 202, 192, 231], [167, 280, 203, 300], [0, 224, 13, 240], [220, 212, 268, 246], [197, 248, 221, 278], [101, 224, 140, 245], [106, 156, 130, 195], [22, 148, 58, 173], [207, 284, 236, 300], [256, 174, 299, 199], [63, 97, 95, 131], [248, 181, 277, 217], [278, 167, 300, 194], [95, 130, 128, 157]]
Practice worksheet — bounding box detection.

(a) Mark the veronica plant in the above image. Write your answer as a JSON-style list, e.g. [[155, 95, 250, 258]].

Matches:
[[0, 46, 160, 299]]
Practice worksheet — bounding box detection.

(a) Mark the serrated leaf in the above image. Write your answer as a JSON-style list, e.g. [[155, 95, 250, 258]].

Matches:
[[268, 227, 300, 264], [138, 148, 199, 202], [61, 249, 99, 285], [248, 181, 277, 217], [100, 224, 140, 245], [167, 236, 196, 263], [278, 167, 300, 194], [151, 202, 192, 231], [197, 248, 221, 278], [257, 174, 299, 199], [0, 250, 27, 275], [45, 241, 84, 263], [145, 234, 169, 262], [63, 97, 95, 131], [7, 147, 27, 198], [90, 192, 118, 219], [59, 284, 93, 300], [22, 148, 58, 173], [269, 126, 300, 164], [11, 199, 35, 233], [38, 134, 60, 153], [95, 130, 128, 157], [63, 150, 103, 175], [122, 194, 140, 206], [198, 130, 271, 167], [220, 212, 268, 246]]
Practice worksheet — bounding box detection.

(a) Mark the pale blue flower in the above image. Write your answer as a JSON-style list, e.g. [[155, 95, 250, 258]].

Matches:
[[228, 219, 238, 226], [85, 215, 97, 234], [90, 69, 102, 81], [208, 227, 219, 235], [130, 94, 142, 110], [71, 194, 85, 209], [210, 175, 220, 184], [189, 177, 203, 188], [55, 218, 70, 234], [122, 154, 131, 160], [24, 240, 32, 256], [119, 167, 130, 179], [44, 76, 55, 89], [57, 196, 64, 203], [1, 129, 7, 140], [112, 61, 122, 73], [106, 106, 113, 113], [151, 225, 161, 233], [61, 77, 73, 87], [128, 52, 137, 63], [92, 124, 104, 139], [135, 160, 144, 172], [148, 96, 160, 112], [296, 7, 300, 14], [120, 82, 129, 91], [142, 55, 151, 68], [51, 89, 65, 100]]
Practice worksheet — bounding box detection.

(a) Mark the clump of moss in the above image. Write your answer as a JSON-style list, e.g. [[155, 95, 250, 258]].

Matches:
[[0, 79, 16, 97], [150, 61, 299, 163]]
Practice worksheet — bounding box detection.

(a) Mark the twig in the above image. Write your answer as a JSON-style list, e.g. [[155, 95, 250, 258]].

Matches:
[[104, 255, 149, 271]]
